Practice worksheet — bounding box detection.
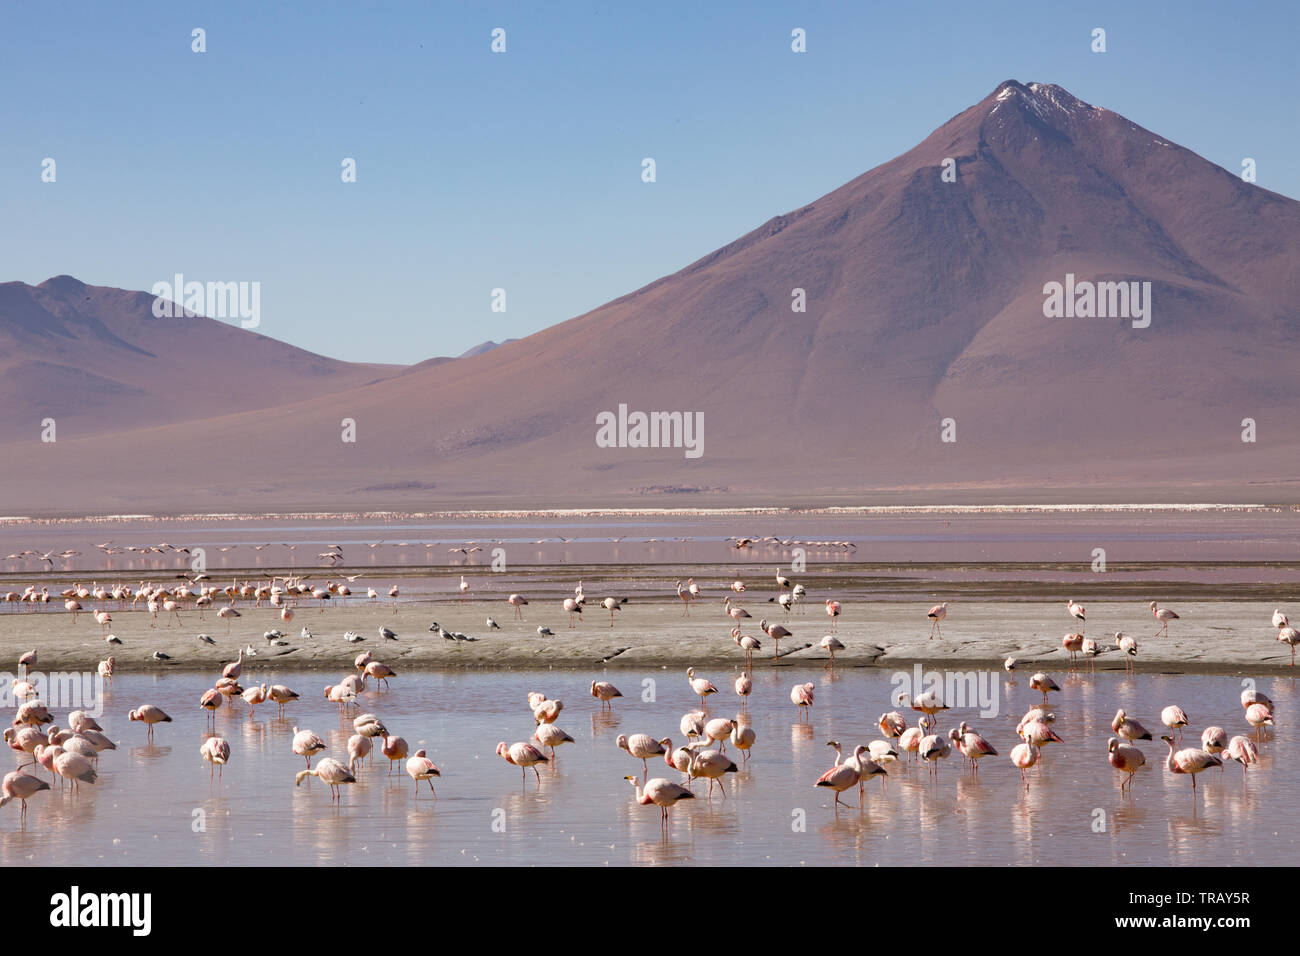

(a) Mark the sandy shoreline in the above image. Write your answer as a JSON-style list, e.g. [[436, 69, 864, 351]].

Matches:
[[1, 596, 1294, 677]]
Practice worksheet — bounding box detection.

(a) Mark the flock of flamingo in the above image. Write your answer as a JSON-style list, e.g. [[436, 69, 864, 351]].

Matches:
[[0, 564, 1291, 832]]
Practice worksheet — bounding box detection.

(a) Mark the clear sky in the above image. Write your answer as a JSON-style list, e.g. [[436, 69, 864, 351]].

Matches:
[[4, 1, 1297, 364]]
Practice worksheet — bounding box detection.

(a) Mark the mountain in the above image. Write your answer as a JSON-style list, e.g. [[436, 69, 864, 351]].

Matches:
[[458, 339, 518, 359], [3, 80, 1298, 513], [0, 276, 402, 444]]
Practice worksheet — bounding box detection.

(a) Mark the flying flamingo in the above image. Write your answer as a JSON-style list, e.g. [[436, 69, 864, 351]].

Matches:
[[1150, 601, 1179, 638], [295, 757, 355, 802], [926, 602, 948, 639], [625, 775, 694, 827], [1107, 737, 1146, 792], [1162, 735, 1221, 795]]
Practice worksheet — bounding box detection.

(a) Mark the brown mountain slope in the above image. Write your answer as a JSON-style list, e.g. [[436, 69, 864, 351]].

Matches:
[[0, 276, 403, 443], [3, 80, 1298, 513]]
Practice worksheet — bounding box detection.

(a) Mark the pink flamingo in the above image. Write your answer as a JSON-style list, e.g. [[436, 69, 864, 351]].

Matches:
[[732, 627, 761, 669], [406, 749, 440, 797], [1161, 705, 1190, 742], [200, 737, 231, 778], [626, 775, 694, 827], [686, 667, 718, 709], [761, 619, 792, 659], [1107, 737, 1145, 792], [129, 705, 172, 741], [292, 727, 326, 768], [791, 682, 815, 720], [616, 734, 669, 781], [295, 758, 355, 802], [1225, 735, 1258, 781], [590, 680, 622, 710], [951, 722, 998, 774], [824, 600, 841, 633], [497, 740, 549, 786], [0, 770, 50, 822], [1010, 741, 1040, 790], [1150, 602, 1179, 638], [507, 593, 528, 620], [381, 734, 409, 775], [926, 602, 948, 639], [1162, 734, 1220, 795]]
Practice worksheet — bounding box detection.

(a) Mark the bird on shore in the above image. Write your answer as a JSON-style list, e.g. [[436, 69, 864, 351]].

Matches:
[[927, 602, 948, 639], [760, 619, 792, 659], [818, 635, 844, 667], [732, 628, 761, 669], [1277, 626, 1299, 666], [1150, 602, 1179, 638], [508, 594, 529, 619], [1116, 633, 1138, 673], [378, 626, 398, 642], [1066, 599, 1086, 632]]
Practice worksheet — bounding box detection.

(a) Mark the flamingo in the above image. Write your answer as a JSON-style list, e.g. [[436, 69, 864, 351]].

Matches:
[[295, 757, 355, 802], [0, 771, 50, 822], [1111, 709, 1153, 742], [217, 605, 240, 634], [1029, 673, 1060, 703], [616, 734, 669, 781], [815, 744, 865, 809], [926, 602, 948, 639], [200, 737, 231, 778], [724, 597, 750, 623], [389, 585, 400, 612], [1162, 735, 1221, 795], [1062, 633, 1083, 669], [686, 667, 718, 708], [791, 682, 815, 720], [732, 627, 761, 669], [1010, 742, 1040, 790], [533, 723, 575, 760], [951, 722, 998, 774], [1225, 736, 1259, 781], [917, 732, 951, 778], [602, 597, 621, 627], [590, 680, 623, 710], [563, 597, 582, 628], [1150, 601, 1179, 638], [1116, 633, 1138, 673], [824, 600, 841, 633], [686, 748, 738, 800], [364, 661, 396, 690], [508, 594, 529, 620], [818, 635, 844, 667], [1277, 627, 1299, 665], [381, 734, 409, 775], [129, 705, 172, 740], [676, 581, 691, 617], [1107, 737, 1146, 792], [1272, 608, 1289, 630], [1066, 599, 1086, 632], [730, 719, 756, 764], [17, 649, 35, 679], [292, 727, 326, 768], [735, 672, 752, 704], [1161, 705, 1190, 742], [406, 749, 440, 797], [1245, 703, 1274, 740], [703, 717, 734, 752], [761, 619, 792, 659], [268, 684, 299, 717], [625, 775, 694, 826], [459, 576, 470, 600], [347, 734, 372, 773], [53, 751, 97, 792], [1003, 657, 1017, 678], [775, 569, 791, 594], [1201, 726, 1227, 757], [222, 647, 245, 681], [497, 740, 549, 786]]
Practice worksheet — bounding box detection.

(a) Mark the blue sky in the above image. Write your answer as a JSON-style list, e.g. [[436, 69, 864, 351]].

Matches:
[[4, 1, 1297, 364]]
